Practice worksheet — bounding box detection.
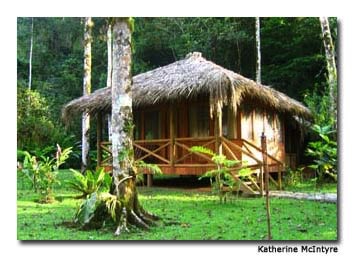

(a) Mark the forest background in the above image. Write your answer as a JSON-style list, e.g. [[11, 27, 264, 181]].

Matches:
[[17, 17, 337, 164]]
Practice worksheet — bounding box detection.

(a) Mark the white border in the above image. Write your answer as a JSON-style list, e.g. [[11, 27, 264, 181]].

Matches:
[[2, 0, 354, 256]]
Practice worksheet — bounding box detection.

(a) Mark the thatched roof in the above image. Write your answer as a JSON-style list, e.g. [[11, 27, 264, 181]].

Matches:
[[62, 52, 311, 122]]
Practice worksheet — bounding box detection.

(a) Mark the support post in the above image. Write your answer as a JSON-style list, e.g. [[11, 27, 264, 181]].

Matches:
[[214, 106, 223, 156], [96, 112, 103, 167], [261, 132, 272, 240], [169, 105, 175, 171], [277, 164, 282, 190], [147, 174, 153, 187]]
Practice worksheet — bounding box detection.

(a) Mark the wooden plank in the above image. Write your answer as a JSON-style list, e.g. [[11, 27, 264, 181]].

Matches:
[[174, 139, 215, 163], [232, 175, 256, 195], [174, 164, 216, 167], [175, 136, 215, 141], [133, 143, 170, 164], [269, 174, 279, 188], [242, 139, 283, 165], [175, 141, 213, 163], [138, 142, 170, 161], [222, 136, 262, 164], [221, 141, 238, 161], [134, 138, 169, 144]]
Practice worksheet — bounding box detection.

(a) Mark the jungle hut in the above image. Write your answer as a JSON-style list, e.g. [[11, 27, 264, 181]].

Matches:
[[62, 52, 311, 194]]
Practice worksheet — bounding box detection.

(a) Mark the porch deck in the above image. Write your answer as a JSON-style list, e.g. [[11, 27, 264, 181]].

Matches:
[[98, 136, 284, 194]]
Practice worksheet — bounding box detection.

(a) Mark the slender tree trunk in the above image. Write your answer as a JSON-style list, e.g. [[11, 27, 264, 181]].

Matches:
[[81, 17, 93, 172], [28, 17, 34, 90], [319, 17, 337, 127], [106, 23, 113, 141], [255, 17, 261, 84], [111, 18, 158, 236], [257, 17, 272, 239]]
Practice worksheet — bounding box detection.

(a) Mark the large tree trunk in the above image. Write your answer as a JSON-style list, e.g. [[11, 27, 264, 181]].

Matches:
[[81, 17, 93, 172], [28, 17, 34, 90], [319, 17, 337, 128], [111, 18, 158, 236]]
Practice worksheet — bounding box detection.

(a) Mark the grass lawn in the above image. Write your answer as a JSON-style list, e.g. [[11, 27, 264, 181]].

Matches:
[[17, 170, 337, 240], [283, 181, 337, 193]]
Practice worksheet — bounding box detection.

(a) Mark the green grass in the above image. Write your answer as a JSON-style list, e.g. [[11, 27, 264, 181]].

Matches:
[[17, 170, 337, 240], [283, 181, 337, 193]]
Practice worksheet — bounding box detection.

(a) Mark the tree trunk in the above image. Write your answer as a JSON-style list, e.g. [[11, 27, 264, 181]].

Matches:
[[319, 17, 337, 127], [111, 18, 158, 236], [81, 17, 93, 172], [106, 22, 113, 141], [28, 17, 34, 90], [255, 17, 261, 84]]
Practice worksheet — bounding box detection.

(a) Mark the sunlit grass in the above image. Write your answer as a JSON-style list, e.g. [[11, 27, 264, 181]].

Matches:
[[283, 180, 337, 193], [17, 170, 337, 240]]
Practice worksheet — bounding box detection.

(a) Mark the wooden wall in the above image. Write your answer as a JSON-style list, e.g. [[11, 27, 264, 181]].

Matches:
[[240, 110, 285, 165]]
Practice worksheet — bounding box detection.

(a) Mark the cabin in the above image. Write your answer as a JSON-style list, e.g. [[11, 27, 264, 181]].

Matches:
[[62, 52, 311, 195]]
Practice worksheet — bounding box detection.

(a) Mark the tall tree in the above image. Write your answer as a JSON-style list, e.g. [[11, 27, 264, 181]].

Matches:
[[106, 22, 113, 141], [256, 17, 272, 240], [319, 17, 337, 127], [81, 17, 93, 172], [111, 18, 158, 235], [28, 17, 34, 90], [255, 17, 261, 84]]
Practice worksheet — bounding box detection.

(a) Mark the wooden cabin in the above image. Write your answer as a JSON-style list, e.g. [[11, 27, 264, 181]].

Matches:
[[63, 52, 311, 195]]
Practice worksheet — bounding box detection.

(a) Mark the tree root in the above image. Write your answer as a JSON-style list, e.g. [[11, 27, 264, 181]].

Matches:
[[114, 207, 129, 236], [128, 210, 149, 230]]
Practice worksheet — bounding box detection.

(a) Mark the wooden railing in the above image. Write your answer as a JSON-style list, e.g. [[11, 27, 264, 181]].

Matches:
[[99, 136, 283, 189]]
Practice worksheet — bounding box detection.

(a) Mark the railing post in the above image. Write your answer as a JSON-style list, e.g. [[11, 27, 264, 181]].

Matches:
[[96, 112, 103, 167], [261, 132, 268, 195]]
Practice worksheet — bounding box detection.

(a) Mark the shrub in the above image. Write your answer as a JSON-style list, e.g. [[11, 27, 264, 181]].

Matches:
[[190, 146, 252, 203], [306, 125, 337, 182], [18, 145, 72, 203], [67, 168, 112, 198]]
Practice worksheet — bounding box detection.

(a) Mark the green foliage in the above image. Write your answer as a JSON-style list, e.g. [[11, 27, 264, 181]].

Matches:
[[135, 160, 162, 184], [17, 86, 79, 161], [284, 167, 304, 187], [67, 168, 112, 198], [304, 83, 336, 128], [17, 87, 55, 150], [18, 146, 72, 203], [74, 190, 121, 227], [74, 192, 99, 225], [190, 146, 252, 203], [100, 192, 121, 222], [306, 125, 337, 182]]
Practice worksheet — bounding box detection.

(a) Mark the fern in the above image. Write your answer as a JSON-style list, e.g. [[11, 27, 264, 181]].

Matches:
[[67, 168, 111, 198], [190, 146, 214, 156]]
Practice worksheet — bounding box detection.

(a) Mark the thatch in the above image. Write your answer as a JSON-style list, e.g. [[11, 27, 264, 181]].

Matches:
[[62, 52, 312, 122]]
